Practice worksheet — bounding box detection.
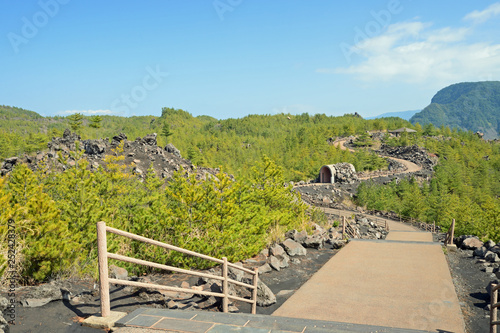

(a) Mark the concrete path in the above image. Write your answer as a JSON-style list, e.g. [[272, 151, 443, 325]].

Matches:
[[114, 308, 431, 332], [272, 222, 465, 333]]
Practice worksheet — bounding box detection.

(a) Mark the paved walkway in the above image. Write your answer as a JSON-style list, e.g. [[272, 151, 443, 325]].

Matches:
[[103, 216, 465, 332], [272, 220, 465, 333], [114, 308, 431, 332]]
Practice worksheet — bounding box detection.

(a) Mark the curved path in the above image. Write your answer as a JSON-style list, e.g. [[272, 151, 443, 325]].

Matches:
[[272, 214, 465, 332], [335, 139, 422, 179]]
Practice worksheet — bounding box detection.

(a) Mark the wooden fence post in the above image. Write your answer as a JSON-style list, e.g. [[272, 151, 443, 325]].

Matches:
[[97, 221, 110, 317], [222, 257, 229, 313], [450, 219, 455, 245], [252, 268, 258, 315], [342, 216, 346, 237], [492, 284, 498, 333], [433, 221, 436, 233]]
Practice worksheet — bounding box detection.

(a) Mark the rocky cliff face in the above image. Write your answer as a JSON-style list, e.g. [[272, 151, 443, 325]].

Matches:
[[1, 129, 220, 181]]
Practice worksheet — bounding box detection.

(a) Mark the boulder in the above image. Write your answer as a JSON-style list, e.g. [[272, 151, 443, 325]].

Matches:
[[84, 139, 106, 155], [167, 300, 179, 309], [109, 265, 128, 280], [294, 230, 308, 243], [485, 240, 496, 249], [143, 133, 157, 146], [474, 247, 488, 258], [490, 245, 500, 255], [312, 223, 325, 234], [1, 157, 18, 176], [258, 263, 272, 274], [281, 239, 307, 256], [112, 133, 127, 143], [228, 262, 245, 282], [165, 143, 182, 158], [276, 254, 290, 269], [329, 230, 340, 240], [269, 244, 286, 257], [2, 157, 18, 169], [268, 256, 281, 271], [0, 296, 9, 333], [303, 235, 324, 249], [256, 281, 276, 306], [332, 162, 358, 184], [285, 229, 298, 240], [329, 240, 346, 249], [461, 237, 484, 250], [485, 251, 500, 263]]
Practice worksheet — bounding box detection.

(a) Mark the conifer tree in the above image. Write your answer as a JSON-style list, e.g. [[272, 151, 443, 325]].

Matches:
[[89, 115, 102, 129], [162, 122, 173, 143], [6, 164, 77, 281], [68, 113, 83, 132], [0, 177, 13, 279]]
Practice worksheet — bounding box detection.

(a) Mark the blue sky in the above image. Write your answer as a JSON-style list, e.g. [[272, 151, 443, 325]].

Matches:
[[1, 1, 499, 119]]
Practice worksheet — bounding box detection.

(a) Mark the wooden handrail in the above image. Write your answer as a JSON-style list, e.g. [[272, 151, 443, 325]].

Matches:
[[444, 219, 456, 245], [342, 216, 361, 239], [97, 221, 259, 317], [105, 225, 224, 264], [492, 283, 500, 333]]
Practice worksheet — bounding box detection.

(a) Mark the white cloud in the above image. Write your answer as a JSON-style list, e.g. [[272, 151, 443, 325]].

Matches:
[[57, 109, 117, 116], [464, 2, 500, 24], [325, 11, 500, 86]]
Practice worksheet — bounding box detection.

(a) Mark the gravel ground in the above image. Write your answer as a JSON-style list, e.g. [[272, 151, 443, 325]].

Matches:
[[446, 247, 496, 333], [5, 247, 338, 333], [6, 237, 496, 333]]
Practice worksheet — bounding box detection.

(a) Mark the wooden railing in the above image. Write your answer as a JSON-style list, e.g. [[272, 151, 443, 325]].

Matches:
[[492, 283, 500, 333], [96, 221, 259, 317], [342, 216, 361, 239], [418, 221, 436, 232], [372, 218, 389, 232], [346, 212, 390, 232], [444, 219, 456, 245]]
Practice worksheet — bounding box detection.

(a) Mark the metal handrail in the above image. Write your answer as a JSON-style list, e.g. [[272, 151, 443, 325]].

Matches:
[[96, 221, 259, 318]]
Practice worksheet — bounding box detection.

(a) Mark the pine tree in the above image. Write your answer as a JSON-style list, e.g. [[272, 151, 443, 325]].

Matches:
[[6, 164, 77, 282], [89, 115, 102, 129], [0, 177, 13, 279], [162, 122, 173, 143], [68, 113, 83, 132]]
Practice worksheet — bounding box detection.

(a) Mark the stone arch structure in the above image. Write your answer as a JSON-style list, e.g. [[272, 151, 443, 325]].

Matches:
[[319, 165, 336, 184]]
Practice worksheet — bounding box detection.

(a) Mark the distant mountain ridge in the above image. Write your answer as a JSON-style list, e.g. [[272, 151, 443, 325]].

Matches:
[[365, 110, 420, 121], [410, 81, 500, 139]]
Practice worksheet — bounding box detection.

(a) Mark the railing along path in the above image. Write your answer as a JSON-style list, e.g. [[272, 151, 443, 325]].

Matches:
[[96, 221, 259, 318], [444, 219, 456, 246], [492, 283, 500, 333], [341, 216, 361, 239]]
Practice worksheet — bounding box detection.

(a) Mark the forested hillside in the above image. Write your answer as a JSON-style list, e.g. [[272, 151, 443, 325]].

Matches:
[[0, 106, 412, 180], [410, 81, 500, 139], [0, 104, 499, 284], [356, 132, 500, 242]]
